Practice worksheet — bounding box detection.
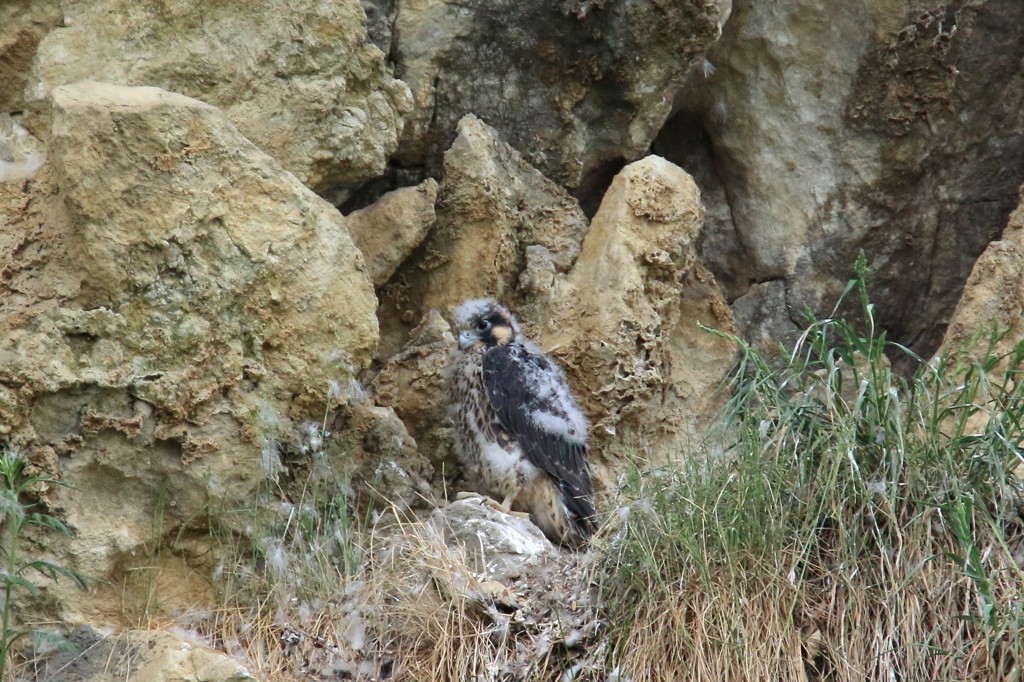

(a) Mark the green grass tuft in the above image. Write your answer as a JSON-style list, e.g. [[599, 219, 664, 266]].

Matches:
[[598, 254, 1024, 681]]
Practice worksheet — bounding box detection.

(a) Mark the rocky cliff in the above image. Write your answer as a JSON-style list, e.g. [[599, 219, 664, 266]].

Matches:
[[1, 0, 1022, 679]]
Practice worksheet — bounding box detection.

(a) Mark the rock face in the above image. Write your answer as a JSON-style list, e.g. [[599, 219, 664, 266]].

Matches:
[[25, 0, 412, 194], [941, 186, 1024, 355], [389, 0, 731, 191], [1, 82, 378, 620], [656, 0, 1024, 361], [4, 0, 1024, 678], [0, 0, 62, 113], [375, 125, 735, 483], [537, 155, 737, 456], [371, 309, 455, 471], [377, 115, 590, 359]]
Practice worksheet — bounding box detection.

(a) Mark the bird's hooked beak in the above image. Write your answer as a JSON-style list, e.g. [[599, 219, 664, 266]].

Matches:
[[458, 329, 480, 349]]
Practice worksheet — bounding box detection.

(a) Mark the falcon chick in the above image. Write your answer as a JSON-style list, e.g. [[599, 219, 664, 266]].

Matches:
[[445, 298, 596, 547]]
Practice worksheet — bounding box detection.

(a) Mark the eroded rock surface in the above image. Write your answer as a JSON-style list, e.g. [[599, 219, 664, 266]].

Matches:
[[371, 309, 454, 472], [942, 186, 1024, 354], [538, 155, 737, 461], [25, 0, 412, 193], [346, 179, 438, 287], [377, 115, 590, 358], [36, 628, 256, 682], [390, 0, 731, 191], [0, 0, 62, 113], [658, 0, 1024, 360], [1, 82, 377, 620]]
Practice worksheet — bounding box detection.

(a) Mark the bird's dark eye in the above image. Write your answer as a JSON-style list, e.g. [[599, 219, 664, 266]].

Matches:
[[476, 319, 492, 332]]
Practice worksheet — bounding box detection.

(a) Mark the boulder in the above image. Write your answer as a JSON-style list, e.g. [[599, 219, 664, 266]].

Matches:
[[0, 0, 62, 113], [346, 179, 438, 287], [431, 494, 554, 582], [25, 0, 412, 194], [35, 627, 256, 682], [0, 82, 378, 621], [377, 115, 589, 358], [539, 155, 737, 462], [371, 309, 454, 471]]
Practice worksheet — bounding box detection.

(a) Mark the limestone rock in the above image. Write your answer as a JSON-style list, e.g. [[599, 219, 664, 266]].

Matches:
[[0, 0, 62, 113], [371, 309, 455, 468], [0, 113, 45, 181], [347, 179, 438, 287], [390, 0, 731, 190], [36, 627, 256, 682], [540, 155, 737, 460], [657, 0, 1024, 362], [377, 115, 589, 357], [342, 399, 437, 510], [942, 186, 1024, 355], [431, 495, 554, 582], [25, 0, 412, 193], [1, 82, 378, 621]]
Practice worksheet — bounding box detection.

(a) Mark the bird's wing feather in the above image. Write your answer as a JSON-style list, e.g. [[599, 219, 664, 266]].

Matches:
[[482, 344, 594, 523]]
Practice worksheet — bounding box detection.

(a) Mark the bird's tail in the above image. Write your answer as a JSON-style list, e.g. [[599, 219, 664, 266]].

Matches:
[[560, 482, 598, 548]]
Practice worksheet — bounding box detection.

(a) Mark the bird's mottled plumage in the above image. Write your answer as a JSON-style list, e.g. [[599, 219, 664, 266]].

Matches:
[[445, 298, 596, 547]]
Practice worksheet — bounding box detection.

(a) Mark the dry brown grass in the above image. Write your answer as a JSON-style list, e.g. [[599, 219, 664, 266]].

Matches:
[[597, 263, 1024, 681], [604, 511, 1022, 682], [362, 504, 604, 682]]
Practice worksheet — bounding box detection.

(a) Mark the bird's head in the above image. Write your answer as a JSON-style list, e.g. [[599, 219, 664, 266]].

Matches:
[[453, 298, 520, 350]]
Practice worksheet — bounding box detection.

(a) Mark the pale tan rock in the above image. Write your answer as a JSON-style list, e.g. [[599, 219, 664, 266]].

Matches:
[[936, 187, 1024, 477], [540, 155, 737, 464], [25, 0, 412, 192], [38, 628, 256, 682], [347, 179, 438, 286], [1, 82, 378, 621], [942, 186, 1024, 355], [342, 399, 437, 509], [0, 0, 62, 113], [377, 115, 588, 357], [371, 309, 454, 466]]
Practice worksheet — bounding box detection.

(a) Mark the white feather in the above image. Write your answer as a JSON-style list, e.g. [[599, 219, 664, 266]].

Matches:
[[454, 298, 497, 326], [517, 344, 588, 443], [453, 298, 522, 336]]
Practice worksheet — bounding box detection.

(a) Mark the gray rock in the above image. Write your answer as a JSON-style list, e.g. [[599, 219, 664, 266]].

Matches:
[[657, 0, 1024, 360], [432, 495, 554, 582], [390, 0, 731, 191]]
